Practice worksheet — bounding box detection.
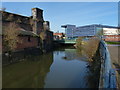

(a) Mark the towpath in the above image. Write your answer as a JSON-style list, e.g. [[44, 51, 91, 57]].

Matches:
[[107, 44, 120, 89]]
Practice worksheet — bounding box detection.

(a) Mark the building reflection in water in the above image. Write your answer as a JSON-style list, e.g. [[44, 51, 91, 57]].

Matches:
[[3, 47, 100, 88], [2, 52, 53, 88]]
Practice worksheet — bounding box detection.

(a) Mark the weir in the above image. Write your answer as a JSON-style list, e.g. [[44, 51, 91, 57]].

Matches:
[[99, 40, 117, 88]]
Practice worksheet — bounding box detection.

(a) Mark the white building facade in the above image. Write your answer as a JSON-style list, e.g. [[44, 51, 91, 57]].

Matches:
[[103, 28, 119, 35]]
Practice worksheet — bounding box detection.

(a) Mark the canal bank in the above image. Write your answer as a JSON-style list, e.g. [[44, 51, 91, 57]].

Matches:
[[2, 46, 100, 88]]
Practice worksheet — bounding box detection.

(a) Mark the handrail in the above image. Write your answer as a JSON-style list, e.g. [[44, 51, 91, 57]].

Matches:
[[99, 40, 117, 89]]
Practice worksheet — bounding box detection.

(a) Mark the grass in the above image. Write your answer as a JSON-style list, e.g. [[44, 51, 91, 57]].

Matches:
[[106, 41, 120, 44]]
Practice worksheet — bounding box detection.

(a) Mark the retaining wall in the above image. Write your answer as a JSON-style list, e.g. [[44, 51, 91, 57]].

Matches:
[[99, 40, 117, 88]]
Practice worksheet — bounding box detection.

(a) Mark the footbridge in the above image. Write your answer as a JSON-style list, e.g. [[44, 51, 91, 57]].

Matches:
[[54, 39, 76, 44]]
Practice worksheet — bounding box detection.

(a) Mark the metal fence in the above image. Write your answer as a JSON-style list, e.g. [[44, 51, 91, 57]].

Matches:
[[99, 40, 117, 89]]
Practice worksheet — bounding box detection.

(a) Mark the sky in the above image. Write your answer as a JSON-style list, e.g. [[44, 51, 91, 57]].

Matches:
[[2, 2, 118, 33]]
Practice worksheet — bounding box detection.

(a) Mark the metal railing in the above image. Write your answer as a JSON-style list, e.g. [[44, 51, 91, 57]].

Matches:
[[99, 40, 117, 89]]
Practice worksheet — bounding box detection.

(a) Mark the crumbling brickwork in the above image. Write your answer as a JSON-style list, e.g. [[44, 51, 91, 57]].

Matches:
[[1, 7, 53, 52]]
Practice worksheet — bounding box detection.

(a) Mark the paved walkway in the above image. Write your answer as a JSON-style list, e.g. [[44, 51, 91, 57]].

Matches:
[[107, 45, 120, 89]]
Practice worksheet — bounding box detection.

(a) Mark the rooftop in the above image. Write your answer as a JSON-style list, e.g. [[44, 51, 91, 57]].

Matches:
[[0, 11, 30, 18], [61, 24, 117, 29]]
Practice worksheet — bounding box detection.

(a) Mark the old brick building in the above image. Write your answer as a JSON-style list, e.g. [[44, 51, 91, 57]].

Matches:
[[1, 8, 53, 52]]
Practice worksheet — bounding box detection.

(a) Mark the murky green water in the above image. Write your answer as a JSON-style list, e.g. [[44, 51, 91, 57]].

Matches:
[[3, 47, 97, 88]]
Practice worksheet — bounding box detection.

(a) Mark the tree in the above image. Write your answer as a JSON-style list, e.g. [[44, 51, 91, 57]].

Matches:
[[3, 22, 20, 53]]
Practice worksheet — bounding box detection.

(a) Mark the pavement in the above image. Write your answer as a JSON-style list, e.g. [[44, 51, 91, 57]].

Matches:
[[107, 45, 120, 89]]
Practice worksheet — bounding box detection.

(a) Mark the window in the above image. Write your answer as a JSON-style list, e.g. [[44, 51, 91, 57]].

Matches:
[[28, 36, 31, 42]]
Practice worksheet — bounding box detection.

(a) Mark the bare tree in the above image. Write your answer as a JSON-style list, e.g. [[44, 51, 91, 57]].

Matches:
[[3, 22, 20, 53], [76, 37, 100, 61], [83, 38, 100, 61]]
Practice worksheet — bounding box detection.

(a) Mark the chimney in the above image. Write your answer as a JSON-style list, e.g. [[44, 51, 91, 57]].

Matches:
[[32, 8, 44, 35]]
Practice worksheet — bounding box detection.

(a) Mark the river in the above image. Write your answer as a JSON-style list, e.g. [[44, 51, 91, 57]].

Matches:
[[2, 46, 99, 88]]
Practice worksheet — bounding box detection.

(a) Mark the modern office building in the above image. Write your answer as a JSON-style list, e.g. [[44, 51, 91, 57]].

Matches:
[[61, 24, 117, 38], [61, 24, 76, 38]]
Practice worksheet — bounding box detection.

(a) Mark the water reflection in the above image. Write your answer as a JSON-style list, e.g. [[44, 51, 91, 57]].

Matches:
[[3, 47, 99, 88], [62, 49, 88, 62], [44, 48, 94, 88], [3, 52, 53, 88]]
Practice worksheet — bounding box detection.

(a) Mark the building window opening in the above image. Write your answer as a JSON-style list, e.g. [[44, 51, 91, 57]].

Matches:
[[28, 36, 31, 42]]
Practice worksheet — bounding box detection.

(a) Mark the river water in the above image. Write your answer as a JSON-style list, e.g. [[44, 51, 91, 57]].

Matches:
[[2, 46, 98, 88]]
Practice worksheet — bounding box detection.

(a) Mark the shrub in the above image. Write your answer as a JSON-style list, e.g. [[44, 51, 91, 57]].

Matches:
[[75, 37, 83, 49], [83, 38, 100, 61], [39, 31, 46, 40], [76, 37, 100, 61], [3, 22, 20, 53]]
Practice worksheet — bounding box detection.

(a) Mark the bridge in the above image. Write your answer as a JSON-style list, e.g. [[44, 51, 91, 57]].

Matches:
[[54, 39, 76, 44]]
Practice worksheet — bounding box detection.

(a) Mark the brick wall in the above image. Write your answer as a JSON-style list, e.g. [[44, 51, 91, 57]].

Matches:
[[15, 36, 38, 51], [42, 31, 53, 51]]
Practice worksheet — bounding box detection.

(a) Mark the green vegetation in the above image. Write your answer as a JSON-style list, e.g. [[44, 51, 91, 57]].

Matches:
[[106, 41, 120, 44]]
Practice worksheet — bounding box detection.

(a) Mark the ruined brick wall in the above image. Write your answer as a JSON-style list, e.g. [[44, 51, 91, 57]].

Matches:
[[32, 21, 43, 35], [37, 21, 44, 34], [44, 31, 53, 51], [32, 8, 44, 35], [1, 11, 33, 31], [43, 21, 50, 31], [2, 35, 38, 52], [1, 8, 53, 52], [104, 35, 120, 42], [2, 11, 30, 24], [16, 36, 38, 51]]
